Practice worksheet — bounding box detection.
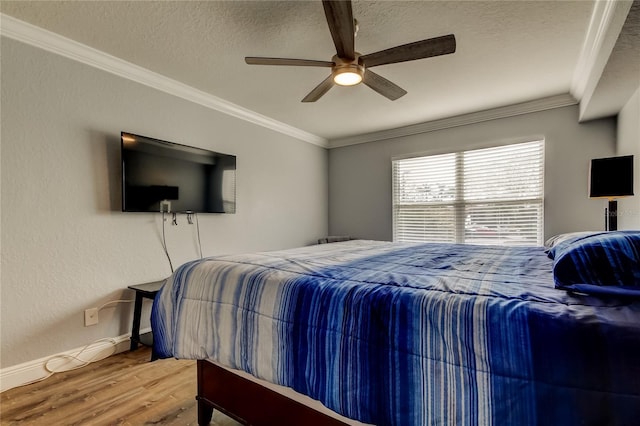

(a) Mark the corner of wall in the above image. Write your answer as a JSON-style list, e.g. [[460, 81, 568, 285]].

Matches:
[[616, 85, 640, 229]]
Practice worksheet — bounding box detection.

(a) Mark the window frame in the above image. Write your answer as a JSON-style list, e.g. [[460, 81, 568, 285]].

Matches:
[[392, 140, 545, 246]]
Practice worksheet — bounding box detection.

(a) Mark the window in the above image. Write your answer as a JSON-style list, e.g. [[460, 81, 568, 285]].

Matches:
[[392, 140, 544, 245]]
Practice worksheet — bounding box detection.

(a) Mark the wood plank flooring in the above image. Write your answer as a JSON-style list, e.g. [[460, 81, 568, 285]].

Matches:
[[0, 347, 241, 425]]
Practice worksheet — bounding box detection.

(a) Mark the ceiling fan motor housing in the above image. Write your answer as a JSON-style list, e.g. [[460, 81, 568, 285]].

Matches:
[[332, 54, 364, 86]]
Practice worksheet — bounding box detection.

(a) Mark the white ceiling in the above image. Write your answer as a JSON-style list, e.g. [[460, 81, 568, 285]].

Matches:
[[1, 1, 638, 146]]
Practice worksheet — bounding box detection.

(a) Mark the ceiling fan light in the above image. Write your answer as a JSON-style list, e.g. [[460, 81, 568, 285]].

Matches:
[[333, 66, 363, 86]]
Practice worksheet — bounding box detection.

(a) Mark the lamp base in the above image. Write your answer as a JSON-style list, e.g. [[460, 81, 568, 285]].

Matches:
[[606, 199, 617, 231]]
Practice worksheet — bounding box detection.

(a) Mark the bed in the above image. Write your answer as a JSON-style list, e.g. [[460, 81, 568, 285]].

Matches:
[[151, 234, 640, 425]]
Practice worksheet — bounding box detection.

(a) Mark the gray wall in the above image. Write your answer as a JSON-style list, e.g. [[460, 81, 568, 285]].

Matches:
[[616, 86, 640, 229], [329, 105, 617, 241], [0, 38, 328, 368]]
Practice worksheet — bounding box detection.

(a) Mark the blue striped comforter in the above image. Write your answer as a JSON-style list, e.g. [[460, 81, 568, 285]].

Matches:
[[152, 240, 640, 425]]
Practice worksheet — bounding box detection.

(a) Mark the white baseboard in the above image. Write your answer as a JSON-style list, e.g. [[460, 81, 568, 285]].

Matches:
[[0, 330, 149, 393]]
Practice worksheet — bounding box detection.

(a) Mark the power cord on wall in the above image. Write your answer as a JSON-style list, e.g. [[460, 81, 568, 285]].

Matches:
[[195, 212, 203, 259], [43, 337, 122, 375], [14, 299, 135, 389], [160, 211, 204, 270], [16, 338, 121, 389], [184, 212, 204, 259], [97, 299, 135, 310], [161, 210, 174, 273]]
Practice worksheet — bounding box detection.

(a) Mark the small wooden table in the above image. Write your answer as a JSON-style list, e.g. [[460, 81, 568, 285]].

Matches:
[[128, 280, 165, 359]]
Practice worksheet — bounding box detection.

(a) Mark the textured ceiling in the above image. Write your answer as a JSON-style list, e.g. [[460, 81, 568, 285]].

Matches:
[[0, 0, 630, 142]]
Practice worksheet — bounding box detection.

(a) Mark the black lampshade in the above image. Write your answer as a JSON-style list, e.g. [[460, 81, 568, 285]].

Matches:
[[589, 155, 634, 198]]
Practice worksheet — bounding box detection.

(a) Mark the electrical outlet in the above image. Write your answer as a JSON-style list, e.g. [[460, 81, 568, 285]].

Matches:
[[84, 308, 99, 326]]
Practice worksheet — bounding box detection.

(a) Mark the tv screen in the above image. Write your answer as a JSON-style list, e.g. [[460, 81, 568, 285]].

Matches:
[[121, 132, 236, 213], [589, 155, 634, 198]]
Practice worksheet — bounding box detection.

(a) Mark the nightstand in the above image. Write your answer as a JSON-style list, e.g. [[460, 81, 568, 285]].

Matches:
[[128, 280, 165, 359]]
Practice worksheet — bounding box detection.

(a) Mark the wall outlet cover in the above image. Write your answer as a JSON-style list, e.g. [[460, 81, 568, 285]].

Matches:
[[84, 308, 99, 326]]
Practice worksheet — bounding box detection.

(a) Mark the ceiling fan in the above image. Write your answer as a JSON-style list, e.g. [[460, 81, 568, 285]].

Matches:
[[245, 0, 456, 102]]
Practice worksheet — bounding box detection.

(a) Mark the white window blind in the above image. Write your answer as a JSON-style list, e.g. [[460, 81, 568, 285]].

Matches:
[[392, 140, 544, 246]]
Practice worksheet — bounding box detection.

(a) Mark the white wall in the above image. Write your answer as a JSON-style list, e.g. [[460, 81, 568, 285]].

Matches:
[[616, 86, 640, 229], [329, 105, 616, 241], [0, 38, 328, 369]]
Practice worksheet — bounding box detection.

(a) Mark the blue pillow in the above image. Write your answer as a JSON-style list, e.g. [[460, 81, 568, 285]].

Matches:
[[549, 231, 640, 297]]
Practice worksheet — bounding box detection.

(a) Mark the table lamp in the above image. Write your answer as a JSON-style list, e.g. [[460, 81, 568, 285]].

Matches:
[[589, 155, 634, 231]]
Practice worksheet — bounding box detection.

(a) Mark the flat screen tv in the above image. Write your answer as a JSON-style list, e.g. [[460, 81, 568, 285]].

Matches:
[[121, 132, 236, 213]]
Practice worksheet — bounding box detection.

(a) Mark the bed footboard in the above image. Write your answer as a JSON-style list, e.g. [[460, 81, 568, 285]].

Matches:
[[196, 360, 350, 426]]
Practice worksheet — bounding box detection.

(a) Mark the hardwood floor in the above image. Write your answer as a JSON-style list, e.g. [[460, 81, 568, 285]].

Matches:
[[0, 347, 241, 425]]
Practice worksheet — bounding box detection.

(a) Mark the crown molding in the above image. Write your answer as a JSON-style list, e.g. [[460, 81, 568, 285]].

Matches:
[[328, 93, 578, 148], [570, 0, 633, 104], [0, 13, 328, 148]]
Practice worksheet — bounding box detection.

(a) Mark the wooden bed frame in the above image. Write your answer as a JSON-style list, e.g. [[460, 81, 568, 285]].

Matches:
[[196, 360, 352, 426]]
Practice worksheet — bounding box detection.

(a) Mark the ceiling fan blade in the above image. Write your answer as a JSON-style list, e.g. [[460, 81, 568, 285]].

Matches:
[[360, 34, 456, 68], [322, 0, 355, 60], [363, 70, 407, 101], [245, 57, 334, 67], [302, 75, 335, 102]]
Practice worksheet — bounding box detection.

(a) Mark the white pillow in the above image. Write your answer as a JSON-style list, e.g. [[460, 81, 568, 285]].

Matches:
[[544, 231, 600, 249]]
